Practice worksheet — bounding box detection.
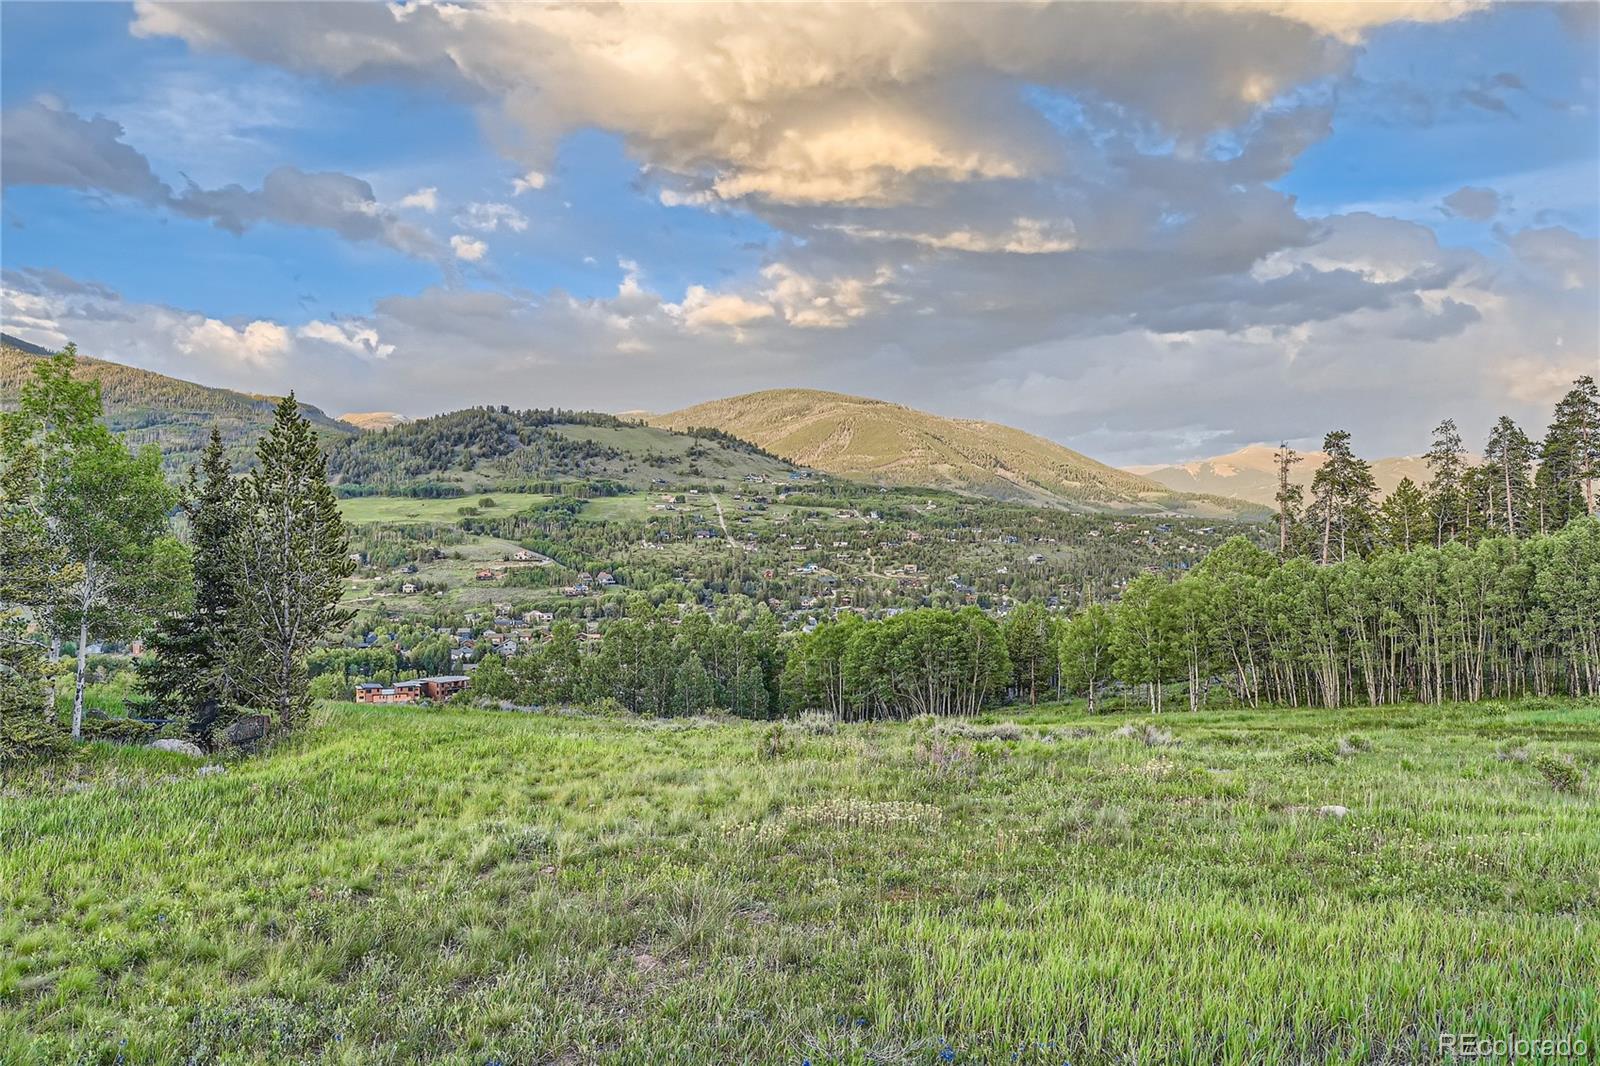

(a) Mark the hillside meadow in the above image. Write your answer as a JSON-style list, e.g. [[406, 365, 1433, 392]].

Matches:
[[3, 699, 1596, 1065]]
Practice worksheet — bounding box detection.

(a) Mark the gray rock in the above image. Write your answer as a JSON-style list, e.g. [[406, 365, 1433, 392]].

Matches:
[[148, 738, 205, 758], [196, 764, 227, 777], [1316, 804, 1350, 819]]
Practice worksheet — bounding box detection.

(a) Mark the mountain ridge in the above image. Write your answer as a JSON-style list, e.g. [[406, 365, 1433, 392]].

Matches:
[[648, 388, 1263, 517], [1128, 443, 1458, 507]]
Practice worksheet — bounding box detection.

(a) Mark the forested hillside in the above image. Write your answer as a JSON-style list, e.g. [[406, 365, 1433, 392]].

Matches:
[[323, 404, 803, 496], [0, 338, 352, 470]]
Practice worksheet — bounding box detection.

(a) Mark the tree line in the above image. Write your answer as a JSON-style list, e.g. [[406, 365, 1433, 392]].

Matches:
[[1274, 376, 1598, 561], [2, 349, 353, 764]]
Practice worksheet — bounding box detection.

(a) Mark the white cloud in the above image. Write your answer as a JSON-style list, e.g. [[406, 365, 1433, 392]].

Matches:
[[176, 316, 289, 367], [297, 319, 395, 359], [511, 169, 546, 194], [669, 286, 774, 331], [450, 234, 488, 261], [456, 201, 529, 233], [399, 186, 438, 212]]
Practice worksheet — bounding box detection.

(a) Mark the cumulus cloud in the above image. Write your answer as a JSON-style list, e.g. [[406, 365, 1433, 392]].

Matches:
[[10, 2, 1580, 466], [130, 2, 1465, 207], [450, 235, 488, 262], [399, 186, 438, 212], [1, 99, 442, 259]]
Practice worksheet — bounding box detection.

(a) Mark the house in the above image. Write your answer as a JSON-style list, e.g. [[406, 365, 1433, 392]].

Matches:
[[355, 682, 417, 705], [415, 675, 470, 700], [1028, 554, 1046, 564], [512, 549, 536, 561], [474, 569, 496, 581], [401, 582, 419, 594], [596, 571, 616, 586]]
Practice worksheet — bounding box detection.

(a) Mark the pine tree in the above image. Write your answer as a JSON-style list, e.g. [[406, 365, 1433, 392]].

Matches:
[[1378, 477, 1432, 552], [136, 428, 242, 742], [1424, 418, 1466, 547], [1273, 442, 1304, 557], [1309, 430, 1378, 563], [1536, 376, 1600, 529], [230, 395, 355, 731], [1482, 416, 1535, 538], [1002, 600, 1055, 704]]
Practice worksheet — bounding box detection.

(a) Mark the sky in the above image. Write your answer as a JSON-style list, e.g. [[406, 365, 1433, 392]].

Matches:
[[2, 1, 1597, 466]]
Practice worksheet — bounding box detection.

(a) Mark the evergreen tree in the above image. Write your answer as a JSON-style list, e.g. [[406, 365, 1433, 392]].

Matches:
[[1481, 415, 1535, 538], [1273, 442, 1304, 557], [229, 395, 355, 730], [136, 428, 243, 741], [1535, 376, 1600, 529], [1377, 477, 1432, 552], [1424, 418, 1467, 547], [1002, 600, 1055, 704], [1308, 430, 1377, 563]]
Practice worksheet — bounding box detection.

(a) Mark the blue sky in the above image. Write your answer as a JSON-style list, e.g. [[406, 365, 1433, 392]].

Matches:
[[2, 2, 1595, 465]]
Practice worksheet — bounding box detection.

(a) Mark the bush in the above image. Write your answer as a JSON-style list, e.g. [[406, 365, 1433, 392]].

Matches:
[[792, 710, 837, 735], [936, 720, 1025, 742], [0, 713, 70, 768], [1113, 721, 1176, 747], [1286, 740, 1339, 766], [759, 722, 793, 760], [1533, 752, 1582, 793], [78, 716, 158, 744]]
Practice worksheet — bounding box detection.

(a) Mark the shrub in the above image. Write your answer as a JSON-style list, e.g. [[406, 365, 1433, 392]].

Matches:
[[759, 722, 793, 760], [1286, 740, 1339, 766], [1533, 752, 1582, 794], [935, 720, 1025, 742], [792, 710, 838, 735], [79, 716, 158, 745], [1336, 734, 1372, 756], [1113, 721, 1177, 747]]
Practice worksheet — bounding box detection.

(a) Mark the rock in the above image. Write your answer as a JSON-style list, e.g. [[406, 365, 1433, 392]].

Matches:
[[220, 715, 271, 748], [1316, 805, 1350, 819], [148, 738, 205, 758], [197, 764, 227, 777]]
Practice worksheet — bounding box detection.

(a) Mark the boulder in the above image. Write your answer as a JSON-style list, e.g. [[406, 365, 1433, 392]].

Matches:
[[220, 715, 271, 748], [197, 764, 227, 777], [148, 738, 205, 758], [1316, 804, 1350, 819]]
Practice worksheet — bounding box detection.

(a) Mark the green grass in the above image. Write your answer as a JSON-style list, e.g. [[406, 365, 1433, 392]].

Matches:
[[4, 699, 1597, 1064], [338, 492, 552, 525]]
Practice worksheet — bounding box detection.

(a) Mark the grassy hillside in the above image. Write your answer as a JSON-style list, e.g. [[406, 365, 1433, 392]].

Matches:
[[0, 340, 353, 471], [651, 389, 1261, 518], [1130, 444, 1444, 507], [323, 405, 803, 495], [4, 698, 1595, 1063]]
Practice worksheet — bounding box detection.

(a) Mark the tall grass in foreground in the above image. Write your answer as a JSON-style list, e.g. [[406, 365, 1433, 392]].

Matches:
[[2, 699, 1597, 1064]]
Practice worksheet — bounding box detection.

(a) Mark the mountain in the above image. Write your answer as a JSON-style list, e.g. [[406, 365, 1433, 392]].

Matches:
[[1128, 444, 1447, 507], [0, 339, 354, 470], [648, 388, 1261, 517], [323, 405, 804, 494], [340, 411, 411, 431]]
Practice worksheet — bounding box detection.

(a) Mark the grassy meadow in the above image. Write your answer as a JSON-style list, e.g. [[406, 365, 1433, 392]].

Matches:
[[3, 699, 1597, 1064], [338, 492, 554, 526]]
